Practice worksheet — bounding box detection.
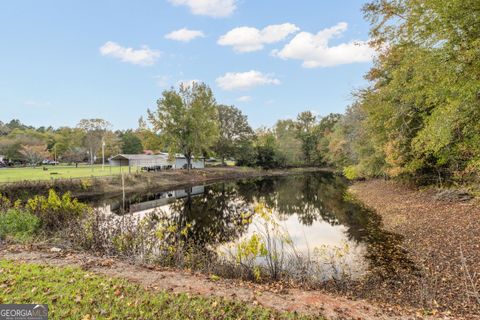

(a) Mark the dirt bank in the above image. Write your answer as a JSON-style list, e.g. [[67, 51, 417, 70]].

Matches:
[[0, 245, 435, 320], [350, 180, 480, 318]]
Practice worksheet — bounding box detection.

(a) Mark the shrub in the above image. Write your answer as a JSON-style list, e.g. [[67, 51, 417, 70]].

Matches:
[[343, 165, 359, 180], [25, 189, 91, 230], [0, 194, 12, 211], [0, 209, 40, 241], [234, 233, 268, 281]]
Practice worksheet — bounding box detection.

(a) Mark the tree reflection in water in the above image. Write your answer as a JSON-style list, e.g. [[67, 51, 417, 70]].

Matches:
[[161, 184, 251, 247], [145, 172, 415, 277]]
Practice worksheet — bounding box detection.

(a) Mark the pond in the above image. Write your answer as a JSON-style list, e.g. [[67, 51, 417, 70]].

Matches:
[[88, 172, 411, 283]]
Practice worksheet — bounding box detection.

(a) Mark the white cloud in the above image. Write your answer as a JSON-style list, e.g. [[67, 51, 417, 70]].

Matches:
[[237, 95, 252, 102], [99, 41, 160, 66], [216, 70, 280, 90], [218, 23, 299, 53], [165, 28, 205, 42], [168, 0, 236, 18], [273, 22, 375, 68]]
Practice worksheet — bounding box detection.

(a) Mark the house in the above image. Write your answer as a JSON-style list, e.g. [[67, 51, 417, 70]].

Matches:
[[0, 155, 4, 162], [109, 153, 205, 171]]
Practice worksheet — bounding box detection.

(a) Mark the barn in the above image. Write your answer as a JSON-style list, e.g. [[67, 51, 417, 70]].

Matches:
[[174, 156, 205, 169], [162, 153, 205, 169], [109, 153, 205, 171], [109, 154, 171, 171]]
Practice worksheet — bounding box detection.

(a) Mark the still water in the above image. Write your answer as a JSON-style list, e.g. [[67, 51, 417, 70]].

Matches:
[[90, 172, 407, 280]]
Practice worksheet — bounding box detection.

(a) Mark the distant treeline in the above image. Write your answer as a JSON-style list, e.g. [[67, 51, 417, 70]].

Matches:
[[0, 83, 348, 170], [0, 118, 155, 166], [0, 109, 339, 170]]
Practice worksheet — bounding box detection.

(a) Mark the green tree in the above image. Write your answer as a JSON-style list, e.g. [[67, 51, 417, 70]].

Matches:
[[77, 119, 111, 165], [52, 127, 85, 161], [148, 82, 219, 170], [359, 0, 480, 182], [0, 140, 22, 161], [62, 147, 87, 164], [20, 144, 49, 166], [214, 105, 254, 165], [318, 0, 480, 182], [316, 113, 341, 165], [102, 131, 122, 159], [0, 121, 9, 136], [120, 130, 144, 154], [254, 129, 285, 169], [0, 127, 50, 162], [295, 111, 319, 165], [273, 120, 303, 165], [136, 117, 162, 151]]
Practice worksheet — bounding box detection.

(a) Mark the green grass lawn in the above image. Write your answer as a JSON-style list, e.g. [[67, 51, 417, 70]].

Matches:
[[0, 165, 136, 183], [0, 260, 315, 320]]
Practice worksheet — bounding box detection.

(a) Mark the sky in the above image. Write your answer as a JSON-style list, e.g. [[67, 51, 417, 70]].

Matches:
[[0, 0, 374, 130]]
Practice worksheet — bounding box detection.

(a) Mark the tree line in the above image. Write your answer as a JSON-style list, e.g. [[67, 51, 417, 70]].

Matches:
[[0, 83, 338, 168], [0, 118, 146, 166]]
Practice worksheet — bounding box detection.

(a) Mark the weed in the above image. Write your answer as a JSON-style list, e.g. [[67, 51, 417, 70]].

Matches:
[[0, 209, 40, 242], [25, 189, 91, 230]]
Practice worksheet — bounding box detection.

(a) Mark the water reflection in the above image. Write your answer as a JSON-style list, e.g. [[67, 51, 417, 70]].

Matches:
[[92, 172, 412, 279]]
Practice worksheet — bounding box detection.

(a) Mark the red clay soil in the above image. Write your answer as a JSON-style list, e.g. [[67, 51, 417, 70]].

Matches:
[[0, 245, 437, 320], [350, 180, 480, 318]]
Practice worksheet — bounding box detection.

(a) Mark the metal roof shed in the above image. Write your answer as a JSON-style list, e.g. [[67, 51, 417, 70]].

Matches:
[[109, 154, 172, 172]]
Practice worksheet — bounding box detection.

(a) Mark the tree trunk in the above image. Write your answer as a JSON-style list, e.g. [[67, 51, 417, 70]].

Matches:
[[186, 154, 192, 171]]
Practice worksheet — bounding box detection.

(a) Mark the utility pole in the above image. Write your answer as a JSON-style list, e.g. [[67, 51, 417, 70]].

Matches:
[[102, 139, 106, 170]]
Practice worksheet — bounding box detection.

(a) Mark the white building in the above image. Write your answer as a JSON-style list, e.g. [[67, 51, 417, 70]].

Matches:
[[164, 153, 205, 169], [109, 154, 170, 168], [109, 153, 205, 171]]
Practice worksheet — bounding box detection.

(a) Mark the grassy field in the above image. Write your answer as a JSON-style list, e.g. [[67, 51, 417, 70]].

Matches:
[[0, 165, 136, 183], [0, 260, 315, 320], [0, 162, 238, 183]]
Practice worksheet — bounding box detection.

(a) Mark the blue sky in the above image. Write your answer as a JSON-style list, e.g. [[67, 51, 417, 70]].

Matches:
[[0, 0, 373, 130]]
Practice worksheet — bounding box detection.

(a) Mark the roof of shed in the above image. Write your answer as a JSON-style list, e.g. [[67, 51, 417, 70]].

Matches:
[[110, 154, 169, 161], [110, 153, 205, 160], [158, 153, 205, 159]]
